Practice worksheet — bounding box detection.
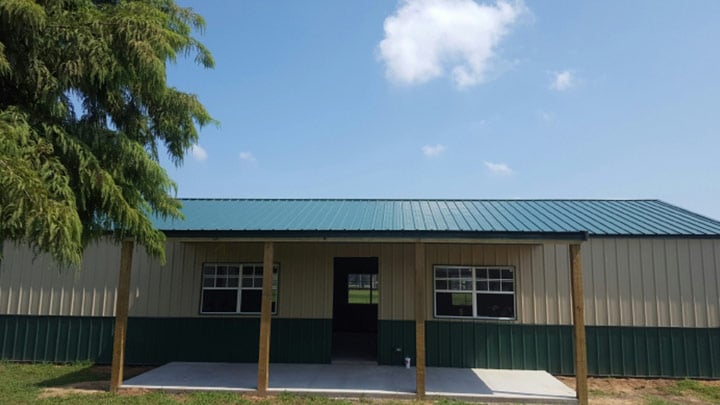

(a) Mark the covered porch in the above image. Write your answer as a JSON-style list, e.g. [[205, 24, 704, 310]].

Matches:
[[122, 361, 577, 403], [107, 199, 593, 404]]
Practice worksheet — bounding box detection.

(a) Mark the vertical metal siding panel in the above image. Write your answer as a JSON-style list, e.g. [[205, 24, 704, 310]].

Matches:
[[592, 240, 608, 325], [403, 243, 415, 321], [638, 240, 656, 326], [615, 240, 632, 325], [626, 239, 644, 326], [277, 243, 294, 318], [378, 244, 388, 320], [181, 242, 200, 317], [665, 240, 680, 327], [543, 245, 557, 324], [688, 241, 706, 328], [653, 240, 670, 327], [702, 240, 719, 327], [164, 241, 179, 317], [394, 243, 404, 320], [676, 240, 692, 327], [532, 245, 546, 325], [426, 244, 440, 320], [673, 240, 689, 327], [556, 244, 572, 325], [424, 243, 433, 320], [321, 243, 334, 319], [604, 239, 620, 325], [518, 246, 533, 324]]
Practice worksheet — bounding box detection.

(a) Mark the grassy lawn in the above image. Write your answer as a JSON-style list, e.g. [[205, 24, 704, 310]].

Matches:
[[348, 288, 378, 304]]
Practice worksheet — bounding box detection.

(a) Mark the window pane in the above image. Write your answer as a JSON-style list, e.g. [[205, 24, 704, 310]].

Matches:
[[202, 290, 237, 313], [227, 277, 239, 287], [436, 267, 448, 278], [489, 268, 501, 279], [203, 276, 214, 287], [228, 266, 240, 276], [242, 278, 253, 287], [255, 276, 263, 288], [502, 281, 514, 292], [449, 280, 460, 290], [476, 268, 488, 279], [240, 290, 262, 313], [435, 280, 448, 290], [242, 266, 253, 276], [348, 273, 379, 304], [502, 269, 513, 279], [216, 277, 227, 287], [217, 266, 228, 276], [476, 280, 488, 291], [459, 268, 472, 278], [476, 293, 514, 318], [489, 281, 501, 291], [460, 280, 473, 291], [203, 266, 215, 276], [436, 292, 473, 317]]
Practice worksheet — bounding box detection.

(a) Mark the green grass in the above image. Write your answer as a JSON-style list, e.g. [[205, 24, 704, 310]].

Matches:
[[662, 379, 720, 402], [348, 288, 378, 304], [645, 398, 681, 405]]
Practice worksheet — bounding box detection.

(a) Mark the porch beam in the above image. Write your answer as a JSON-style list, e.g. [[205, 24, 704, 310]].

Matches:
[[414, 242, 426, 398], [570, 244, 588, 405], [257, 241, 274, 394], [110, 240, 134, 393]]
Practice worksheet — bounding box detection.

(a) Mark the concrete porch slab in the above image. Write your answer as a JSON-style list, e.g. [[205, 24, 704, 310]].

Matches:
[[123, 362, 577, 403]]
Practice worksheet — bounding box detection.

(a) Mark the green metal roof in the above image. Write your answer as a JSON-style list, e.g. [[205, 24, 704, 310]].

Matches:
[[152, 199, 720, 238]]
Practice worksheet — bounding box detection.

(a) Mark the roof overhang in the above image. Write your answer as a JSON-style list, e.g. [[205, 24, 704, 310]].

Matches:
[[161, 230, 589, 244]]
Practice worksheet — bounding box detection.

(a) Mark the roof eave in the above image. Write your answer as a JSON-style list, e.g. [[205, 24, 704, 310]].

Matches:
[[160, 229, 590, 243]]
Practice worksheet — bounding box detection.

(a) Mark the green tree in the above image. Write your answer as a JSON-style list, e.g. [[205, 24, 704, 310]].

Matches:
[[0, 0, 214, 266]]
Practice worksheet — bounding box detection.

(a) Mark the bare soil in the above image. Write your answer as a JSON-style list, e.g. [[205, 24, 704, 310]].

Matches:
[[558, 376, 720, 405]]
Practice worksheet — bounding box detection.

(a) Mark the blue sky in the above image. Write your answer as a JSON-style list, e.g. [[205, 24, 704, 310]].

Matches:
[[162, 0, 720, 220]]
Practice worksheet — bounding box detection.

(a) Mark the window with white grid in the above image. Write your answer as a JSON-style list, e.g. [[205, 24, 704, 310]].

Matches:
[[200, 263, 278, 314], [434, 265, 515, 319]]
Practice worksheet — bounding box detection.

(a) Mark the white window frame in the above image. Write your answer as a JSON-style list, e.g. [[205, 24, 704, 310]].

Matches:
[[200, 262, 279, 315], [433, 265, 516, 320]]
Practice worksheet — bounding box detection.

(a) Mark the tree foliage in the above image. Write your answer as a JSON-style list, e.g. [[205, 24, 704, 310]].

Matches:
[[0, 0, 214, 266]]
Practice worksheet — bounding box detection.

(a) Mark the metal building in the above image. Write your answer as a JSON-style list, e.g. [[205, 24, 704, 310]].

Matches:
[[2, 199, 719, 393]]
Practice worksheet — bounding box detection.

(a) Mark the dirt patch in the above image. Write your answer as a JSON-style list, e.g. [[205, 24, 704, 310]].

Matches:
[[38, 365, 154, 399], [557, 376, 720, 405], [38, 380, 108, 398]]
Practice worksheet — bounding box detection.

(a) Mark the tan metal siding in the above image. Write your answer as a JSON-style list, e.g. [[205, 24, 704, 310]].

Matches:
[[3, 238, 719, 327], [420, 243, 573, 324], [582, 238, 720, 327], [0, 241, 120, 316]]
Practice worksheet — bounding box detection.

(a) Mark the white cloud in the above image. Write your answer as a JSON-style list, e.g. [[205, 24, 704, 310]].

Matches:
[[422, 144, 447, 157], [378, 0, 527, 88], [189, 144, 207, 162], [551, 70, 574, 91], [484, 161, 513, 175], [239, 151, 256, 162]]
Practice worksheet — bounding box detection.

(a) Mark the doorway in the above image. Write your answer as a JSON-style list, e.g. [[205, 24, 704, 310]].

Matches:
[[332, 257, 378, 363]]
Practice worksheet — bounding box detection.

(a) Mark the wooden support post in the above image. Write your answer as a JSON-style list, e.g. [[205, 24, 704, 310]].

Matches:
[[414, 242, 426, 398], [110, 240, 134, 393], [257, 242, 274, 394], [570, 244, 588, 405]]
